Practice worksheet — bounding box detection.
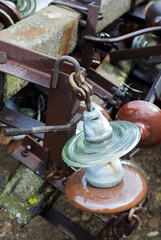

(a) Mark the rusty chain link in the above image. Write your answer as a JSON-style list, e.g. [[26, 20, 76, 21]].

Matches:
[[69, 72, 94, 111], [128, 203, 142, 222]]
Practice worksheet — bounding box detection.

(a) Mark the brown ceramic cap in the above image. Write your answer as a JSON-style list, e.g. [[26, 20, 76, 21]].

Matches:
[[115, 100, 161, 148], [65, 164, 147, 214]]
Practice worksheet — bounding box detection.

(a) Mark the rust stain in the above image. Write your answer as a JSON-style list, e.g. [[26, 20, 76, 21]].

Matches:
[[58, 21, 74, 56], [109, 162, 117, 174], [14, 26, 48, 40]]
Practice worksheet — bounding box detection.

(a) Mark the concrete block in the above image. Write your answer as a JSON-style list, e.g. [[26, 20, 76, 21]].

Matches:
[[0, 5, 81, 99]]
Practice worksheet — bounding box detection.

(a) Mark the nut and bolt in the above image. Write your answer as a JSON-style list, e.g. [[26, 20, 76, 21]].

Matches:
[[21, 145, 31, 157]]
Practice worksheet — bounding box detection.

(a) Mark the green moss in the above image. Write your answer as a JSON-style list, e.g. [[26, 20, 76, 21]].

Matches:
[[0, 165, 56, 224], [4, 75, 28, 101]]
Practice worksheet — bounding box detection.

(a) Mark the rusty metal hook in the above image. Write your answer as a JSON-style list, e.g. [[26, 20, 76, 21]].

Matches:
[[51, 56, 81, 89], [51, 55, 94, 111], [69, 72, 93, 111]]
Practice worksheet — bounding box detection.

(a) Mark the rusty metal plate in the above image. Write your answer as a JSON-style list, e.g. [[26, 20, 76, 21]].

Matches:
[[0, 41, 85, 87], [11, 136, 66, 192]]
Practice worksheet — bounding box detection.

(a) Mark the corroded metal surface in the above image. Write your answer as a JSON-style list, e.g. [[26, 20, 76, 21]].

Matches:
[[0, 41, 85, 99]]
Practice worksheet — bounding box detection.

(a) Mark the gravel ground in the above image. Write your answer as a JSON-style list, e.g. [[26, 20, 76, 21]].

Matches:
[[0, 130, 160, 240]]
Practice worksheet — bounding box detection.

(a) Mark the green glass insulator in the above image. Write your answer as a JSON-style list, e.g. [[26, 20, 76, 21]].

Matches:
[[62, 121, 141, 168], [6, 0, 36, 18]]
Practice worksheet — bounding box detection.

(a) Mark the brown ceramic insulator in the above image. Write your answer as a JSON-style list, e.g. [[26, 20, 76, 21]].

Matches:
[[80, 101, 112, 121], [146, 1, 161, 27], [115, 100, 161, 148], [65, 165, 147, 214]]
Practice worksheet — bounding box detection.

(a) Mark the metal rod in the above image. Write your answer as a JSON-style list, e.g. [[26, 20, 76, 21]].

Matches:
[[4, 113, 82, 136], [84, 26, 161, 43]]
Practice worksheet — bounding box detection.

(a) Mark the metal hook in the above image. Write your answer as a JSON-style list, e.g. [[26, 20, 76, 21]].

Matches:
[[51, 56, 81, 89]]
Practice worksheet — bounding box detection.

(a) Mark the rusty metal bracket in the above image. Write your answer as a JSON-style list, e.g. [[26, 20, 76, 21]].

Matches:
[[0, 107, 45, 139], [11, 135, 67, 192], [81, 4, 100, 69], [0, 41, 85, 88]]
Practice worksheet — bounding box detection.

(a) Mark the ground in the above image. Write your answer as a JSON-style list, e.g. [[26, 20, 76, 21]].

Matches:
[[0, 130, 160, 240]]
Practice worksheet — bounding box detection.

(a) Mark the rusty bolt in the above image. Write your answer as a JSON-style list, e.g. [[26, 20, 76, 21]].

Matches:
[[21, 145, 31, 157]]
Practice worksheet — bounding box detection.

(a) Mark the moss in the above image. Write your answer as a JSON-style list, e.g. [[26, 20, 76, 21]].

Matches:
[[0, 165, 56, 224], [4, 75, 28, 101]]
